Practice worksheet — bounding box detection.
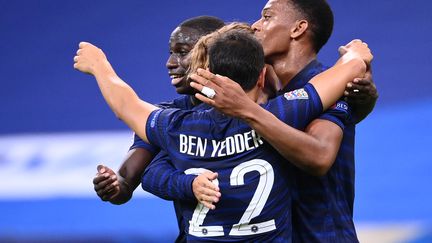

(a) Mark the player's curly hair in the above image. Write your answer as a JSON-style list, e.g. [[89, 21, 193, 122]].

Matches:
[[188, 22, 264, 91], [187, 22, 253, 79]]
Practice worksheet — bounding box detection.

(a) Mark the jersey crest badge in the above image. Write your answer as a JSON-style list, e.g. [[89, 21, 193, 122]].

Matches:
[[284, 88, 309, 100]]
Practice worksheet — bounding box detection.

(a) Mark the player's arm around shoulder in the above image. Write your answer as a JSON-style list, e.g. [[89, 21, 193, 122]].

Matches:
[[189, 69, 337, 176]]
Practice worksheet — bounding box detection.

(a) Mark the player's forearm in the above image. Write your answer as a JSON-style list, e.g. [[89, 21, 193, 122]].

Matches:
[[92, 64, 156, 143], [243, 106, 335, 176], [92, 63, 132, 119], [108, 148, 156, 204], [310, 58, 366, 109], [142, 163, 196, 201], [74, 42, 156, 141]]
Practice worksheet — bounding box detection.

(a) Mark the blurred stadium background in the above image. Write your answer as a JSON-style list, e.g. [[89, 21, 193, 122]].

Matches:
[[1, 0, 431, 242]]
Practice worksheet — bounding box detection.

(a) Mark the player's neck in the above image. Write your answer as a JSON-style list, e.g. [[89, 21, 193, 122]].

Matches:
[[190, 95, 201, 106], [247, 85, 264, 103], [271, 48, 317, 89]]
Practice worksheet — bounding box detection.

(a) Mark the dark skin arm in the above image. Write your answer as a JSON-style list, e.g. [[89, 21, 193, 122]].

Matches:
[[345, 70, 378, 123], [93, 148, 155, 204]]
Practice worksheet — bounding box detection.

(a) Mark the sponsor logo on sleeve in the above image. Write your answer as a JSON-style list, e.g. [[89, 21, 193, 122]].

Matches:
[[284, 88, 309, 100], [150, 109, 163, 128], [330, 101, 349, 112]]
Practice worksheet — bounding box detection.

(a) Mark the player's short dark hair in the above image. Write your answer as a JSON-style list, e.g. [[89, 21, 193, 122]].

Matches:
[[208, 30, 264, 92], [289, 0, 334, 53], [179, 16, 225, 36]]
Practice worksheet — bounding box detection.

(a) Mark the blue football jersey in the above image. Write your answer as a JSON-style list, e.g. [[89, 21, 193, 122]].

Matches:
[[146, 84, 322, 242], [280, 60, 358, 243]]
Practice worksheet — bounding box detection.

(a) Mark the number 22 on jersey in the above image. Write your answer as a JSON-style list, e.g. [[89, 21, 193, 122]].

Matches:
[[185, 159, 276, 237]]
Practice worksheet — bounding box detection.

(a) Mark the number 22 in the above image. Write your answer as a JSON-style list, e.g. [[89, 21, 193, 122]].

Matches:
[[185, 159, 275, 237]]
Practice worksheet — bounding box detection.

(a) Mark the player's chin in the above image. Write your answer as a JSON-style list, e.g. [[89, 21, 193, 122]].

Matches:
[[175, 85, 195, 95], [174, 80, 194, 95]]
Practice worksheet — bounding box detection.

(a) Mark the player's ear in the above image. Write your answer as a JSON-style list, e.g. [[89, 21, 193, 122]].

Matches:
[[291, 20, 308, 39], [257, 66, 267, 89]]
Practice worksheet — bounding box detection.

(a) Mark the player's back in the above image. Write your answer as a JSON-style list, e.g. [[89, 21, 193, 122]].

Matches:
[[148, 105, 294, 242]]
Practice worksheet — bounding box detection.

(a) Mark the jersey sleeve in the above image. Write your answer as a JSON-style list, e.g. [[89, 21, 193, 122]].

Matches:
[[318, 100, 351, 130], [146, 108, 177, 150], [263, 83, 323, 130], [141, 150, 197, 201]]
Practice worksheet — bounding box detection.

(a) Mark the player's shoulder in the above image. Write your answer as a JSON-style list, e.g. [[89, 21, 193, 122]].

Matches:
[[157, 95, 193, 110], [269, 83, 319, 107]]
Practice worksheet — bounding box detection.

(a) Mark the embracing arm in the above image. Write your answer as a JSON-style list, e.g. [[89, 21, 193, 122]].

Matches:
[[253, 42, 370, 175], [190, 40, 371, 176], [141, 152, 196, 201], [73, 42, 156, 142], [213, 98, 344, 176], [142, 152, 221, 209], [241, 104, 344, 176]]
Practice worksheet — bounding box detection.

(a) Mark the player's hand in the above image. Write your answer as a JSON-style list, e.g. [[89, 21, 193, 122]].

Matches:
[[190, 68, 257, 119], [192, 171, 221, 210], [338, 39, 373, 67], [93, 164, 120, 201], [344, 69, 378, 105], [73, 42, 108, 75]]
